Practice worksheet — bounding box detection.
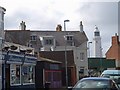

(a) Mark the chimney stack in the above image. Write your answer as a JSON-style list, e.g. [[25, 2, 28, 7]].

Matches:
[[112, 33, 119, 45], [80, 21, 83, 32], [56, 24, 62, 31], [20, 21, 26, 30]]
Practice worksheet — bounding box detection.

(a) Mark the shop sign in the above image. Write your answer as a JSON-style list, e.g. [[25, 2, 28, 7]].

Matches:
[[2, 51, 37, 64], [24, 56, 37, 64]]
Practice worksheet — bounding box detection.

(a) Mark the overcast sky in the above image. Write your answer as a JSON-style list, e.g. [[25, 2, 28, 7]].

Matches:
[[0, 0, 119, 57]]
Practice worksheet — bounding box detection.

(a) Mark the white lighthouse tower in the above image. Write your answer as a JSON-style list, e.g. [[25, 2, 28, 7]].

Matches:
[[93, 25, 102, 57]]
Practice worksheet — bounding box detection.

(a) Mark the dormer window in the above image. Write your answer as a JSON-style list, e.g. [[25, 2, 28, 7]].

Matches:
[[44, 39, 53, 45], [64, 35, 73, 41], [64, 35, 74, 46], [40, 36, 55, 46], [67, 36, 73, 41], [30, 35, 37, 41]]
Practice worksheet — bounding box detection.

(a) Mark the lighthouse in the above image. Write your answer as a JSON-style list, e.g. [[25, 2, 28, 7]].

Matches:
[[93, 25, 102, 57]]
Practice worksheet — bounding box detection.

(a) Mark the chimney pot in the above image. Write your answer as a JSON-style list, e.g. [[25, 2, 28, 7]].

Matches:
[[20, 21, 26, 30], [56, 24, 62, 31], [112, 35, 119, 45]]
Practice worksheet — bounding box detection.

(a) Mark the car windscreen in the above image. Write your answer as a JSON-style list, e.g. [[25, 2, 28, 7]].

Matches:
[[73, 79, 110, 88], [102, 74, 120, 83]]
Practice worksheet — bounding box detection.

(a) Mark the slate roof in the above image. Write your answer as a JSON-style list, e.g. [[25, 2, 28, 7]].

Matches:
[[5, 30, 88, 47], [30, 31, 88, 47], [38, 57, 62, 64], [5, 30, 30, 45]]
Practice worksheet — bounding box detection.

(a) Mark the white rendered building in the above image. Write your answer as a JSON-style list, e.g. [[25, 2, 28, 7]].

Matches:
[[5, 21, 88, 81]]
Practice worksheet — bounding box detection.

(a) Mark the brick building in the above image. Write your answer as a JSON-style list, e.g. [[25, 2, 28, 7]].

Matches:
[[106, 34, 120, 68]]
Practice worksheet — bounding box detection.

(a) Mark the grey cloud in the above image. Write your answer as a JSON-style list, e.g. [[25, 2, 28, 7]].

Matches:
[[77, 2, 118, 56], [4, 6, 64, 30], [77, 2, 118, 26]]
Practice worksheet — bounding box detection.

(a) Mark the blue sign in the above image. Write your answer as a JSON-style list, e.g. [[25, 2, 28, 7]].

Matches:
[[2, 51, 37, 64]]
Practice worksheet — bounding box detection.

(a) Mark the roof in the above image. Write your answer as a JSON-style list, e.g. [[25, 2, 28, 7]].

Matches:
[[3, 42, 34, 54], [39, 50, 75, 67], [81, 77, 111, 81], [88, 58, 115, 69], [5, 30, 31, 46], [5, 30, 88, 47], [31, 31, 88, 47], [38, 57, 62, 64]]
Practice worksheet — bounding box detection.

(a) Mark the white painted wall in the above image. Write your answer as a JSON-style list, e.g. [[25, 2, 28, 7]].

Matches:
[[73, 41, 88, 80], [93, 36, 102, 57]]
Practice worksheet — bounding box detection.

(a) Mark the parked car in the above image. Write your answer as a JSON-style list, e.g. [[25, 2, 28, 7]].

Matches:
[[70, 77, 119, 90], [101, 70, 120, 87]]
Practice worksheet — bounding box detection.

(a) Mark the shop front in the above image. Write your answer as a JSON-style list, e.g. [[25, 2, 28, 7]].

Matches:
[[35, 58, 62, 89], [2, 50, 37, 90]]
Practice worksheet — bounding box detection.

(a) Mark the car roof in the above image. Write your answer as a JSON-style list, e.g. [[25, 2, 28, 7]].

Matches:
[[101, 70, 120, 75], [80, 77, 111, 81]]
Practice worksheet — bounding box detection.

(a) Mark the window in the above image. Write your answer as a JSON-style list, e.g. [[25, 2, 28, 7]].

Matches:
[[65, 35, 73, 41], [10, 64, 35, 85], [79, 68, 84, 74], [50, 64, 59, 70], [80, 53, 84, 60], [21, 65, 35, 84], [40, 36, 55, 46], [30, 35, 37, 41], [67, 36, 73, 41], [27, 43, 32, 47], [64, 35, 74, 46], [44, 39, 53, 45], [94, 32, 100, 36], [10, 64, 20, 85]]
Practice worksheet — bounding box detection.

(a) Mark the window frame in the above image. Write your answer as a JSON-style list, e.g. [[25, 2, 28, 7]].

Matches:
[[44, 38, 54, 45], [30, 35, 37, 41], [10, 64, 35, 86], [80, 52, 84, 60], [65, 35, 73, 41]]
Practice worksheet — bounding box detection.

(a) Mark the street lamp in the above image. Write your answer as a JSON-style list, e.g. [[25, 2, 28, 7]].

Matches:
[[19, 49, 26, 85], [100, 47, 103, 74], [64, 19, 70, 88], [88, 42, 92, 76]]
